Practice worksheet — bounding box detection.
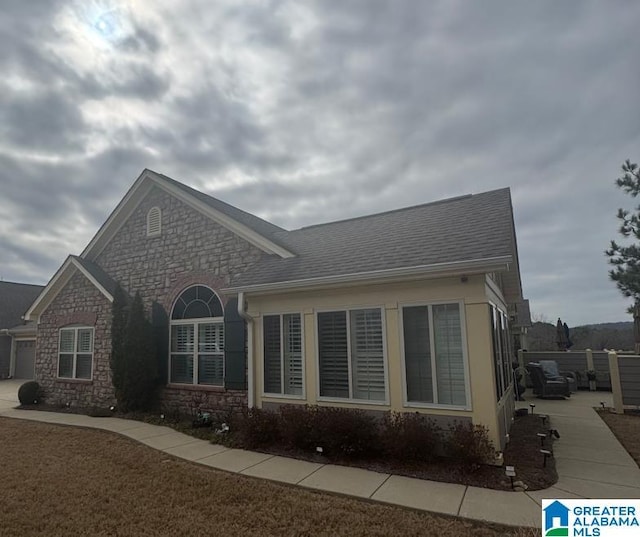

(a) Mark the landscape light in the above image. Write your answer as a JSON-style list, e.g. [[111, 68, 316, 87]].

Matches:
[[540, 449, 552, 467], [529, 403, 535, 415], [505, 465, 516, 489], [537, 432, 547, 446]]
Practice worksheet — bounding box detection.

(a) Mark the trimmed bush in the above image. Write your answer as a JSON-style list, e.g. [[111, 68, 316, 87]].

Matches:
[[311, 407, 380, 459], [445, 421, 495, 467], [279, 404, 319, 451], [18, 381, 42, 405], [381, 412, 441, 462], [236, 408, 280, 449]]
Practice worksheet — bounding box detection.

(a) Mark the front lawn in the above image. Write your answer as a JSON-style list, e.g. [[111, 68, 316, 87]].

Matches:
[[0, 418, 536, 537]]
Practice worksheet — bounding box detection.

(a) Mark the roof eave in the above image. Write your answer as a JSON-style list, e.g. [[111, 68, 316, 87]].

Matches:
[[222, 256, 512, 295]]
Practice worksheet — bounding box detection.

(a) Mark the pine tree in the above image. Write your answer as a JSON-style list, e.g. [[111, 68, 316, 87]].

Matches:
[[605, 159, 640, 352], [121, 292, 158, 411], [110, 284, 129, 402]]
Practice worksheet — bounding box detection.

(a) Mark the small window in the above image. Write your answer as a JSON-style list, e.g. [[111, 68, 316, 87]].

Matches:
[[58, 327, 94, 379], [263, 313, 303, 396], [147, 206, 161, 236]]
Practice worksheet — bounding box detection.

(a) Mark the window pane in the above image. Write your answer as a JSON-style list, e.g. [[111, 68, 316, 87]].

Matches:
[[501, 313, 512, 389], [283, 314, 303, 396], [171, 325, 194, 353], [403, 306, 433, 403], [433, 304, 466, 406], [350, 309, 385, 401], [76, 354, 92, 379], [170, 354, 193, 383], [263, 315, 282, 394], [198, 355, 223, 385], [318, 311, 349, 398], [199, 323, 224, 353], [490, 306, 503, 400], [77, 329, 93, 353], [58, 354, 73, 378], [59, 330, 75, 353]]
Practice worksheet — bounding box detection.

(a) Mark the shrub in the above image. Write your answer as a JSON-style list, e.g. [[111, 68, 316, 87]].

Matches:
[[445, 421, 495, 467], [18, 381, 42, 405], [236, 408, 280, 449], [381, 412, 441, 462], [311, 407, 380, 459], [278, 404, 319, 451]]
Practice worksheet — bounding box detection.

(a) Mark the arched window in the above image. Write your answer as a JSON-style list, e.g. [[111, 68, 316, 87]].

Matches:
[[170, 286, 224, 386], [147, 206, 162, 236]]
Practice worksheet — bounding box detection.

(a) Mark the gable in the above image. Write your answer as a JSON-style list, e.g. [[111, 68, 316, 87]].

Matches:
[[81, 169, 294, 262]]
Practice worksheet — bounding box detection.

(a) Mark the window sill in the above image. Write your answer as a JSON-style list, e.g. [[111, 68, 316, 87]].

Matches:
[[262, 393, 305, 401], [403, 401, 472, 412], [317, 396, 389, 407], [166, 383, 225, 393], [55, 378, 93, 384]]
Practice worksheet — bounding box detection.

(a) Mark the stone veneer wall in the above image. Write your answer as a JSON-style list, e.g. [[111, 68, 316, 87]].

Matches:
[[90, 185, 263, 413], [37, 272, 114, 407]]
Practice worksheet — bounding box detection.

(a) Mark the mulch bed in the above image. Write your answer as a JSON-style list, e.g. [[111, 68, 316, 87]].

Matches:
[[597, 408, 640, 467], [20, 403, 558, 491]]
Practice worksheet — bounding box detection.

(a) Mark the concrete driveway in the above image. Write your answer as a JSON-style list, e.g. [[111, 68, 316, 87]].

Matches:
[[0, 379, 22, 411]]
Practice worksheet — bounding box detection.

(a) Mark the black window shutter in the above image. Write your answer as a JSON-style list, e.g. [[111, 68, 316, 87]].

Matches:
[[224, 297, 247, 390], [151, 301, 169, 385]]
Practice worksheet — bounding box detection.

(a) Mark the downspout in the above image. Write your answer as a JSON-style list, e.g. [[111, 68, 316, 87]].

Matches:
[[237, 292, 255, 408]]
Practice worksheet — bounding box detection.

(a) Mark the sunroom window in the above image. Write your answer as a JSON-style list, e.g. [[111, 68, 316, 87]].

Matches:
[[402, 303, 467, 407], [170, 285, 224, 386], [317, 308, 386, 402], [263, 313, 303, 396], [58, 327, 94, 379]]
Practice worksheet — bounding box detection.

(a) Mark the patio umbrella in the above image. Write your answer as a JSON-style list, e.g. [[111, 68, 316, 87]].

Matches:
[[563, 322, 573, 350], [556, 318, 568, 351]]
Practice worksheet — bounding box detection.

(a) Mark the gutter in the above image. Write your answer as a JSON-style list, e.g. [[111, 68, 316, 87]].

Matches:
[[223, 256, 512, 295], [236, 291, 255, 408]]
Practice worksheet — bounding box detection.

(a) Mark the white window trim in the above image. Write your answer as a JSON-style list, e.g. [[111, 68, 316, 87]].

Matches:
[[314, 305, 389, 406], [169, 316, 225, 386], [398, 300, 472, 411], [57, 326, 94, 380], [261, 311, 306, 400], [146, 206, 162, 237], [490, 301, 514, 403]]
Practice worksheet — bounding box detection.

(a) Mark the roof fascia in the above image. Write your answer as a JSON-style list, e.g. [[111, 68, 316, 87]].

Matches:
[[81, 169, 294, 261], [24, 257, 114, 321], [223, 256, 512, 295]]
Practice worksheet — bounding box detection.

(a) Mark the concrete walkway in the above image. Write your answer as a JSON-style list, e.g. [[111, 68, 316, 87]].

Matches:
[[1, 382, 639, 529]]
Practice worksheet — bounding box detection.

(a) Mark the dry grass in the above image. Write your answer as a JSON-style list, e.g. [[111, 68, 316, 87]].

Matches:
[[597, 409, 640, 466], [0, 418, 533, 537]]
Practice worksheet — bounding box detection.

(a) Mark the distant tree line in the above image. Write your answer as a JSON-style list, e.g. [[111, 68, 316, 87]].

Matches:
[[526, 322, 634, 352]]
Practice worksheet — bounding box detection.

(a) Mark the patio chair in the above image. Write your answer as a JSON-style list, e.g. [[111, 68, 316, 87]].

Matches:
[[538, 360, 577, 393], [526, 362, 571, 399]]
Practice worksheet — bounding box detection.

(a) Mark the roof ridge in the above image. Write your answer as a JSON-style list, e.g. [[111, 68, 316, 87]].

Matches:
[[294, 188, 510, 232]]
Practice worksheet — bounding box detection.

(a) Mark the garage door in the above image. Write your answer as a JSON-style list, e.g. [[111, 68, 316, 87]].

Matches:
[[14, 340, 35, 379]]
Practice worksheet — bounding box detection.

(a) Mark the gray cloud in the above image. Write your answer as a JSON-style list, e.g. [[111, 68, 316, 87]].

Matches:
[[0, 0, 639, 326]]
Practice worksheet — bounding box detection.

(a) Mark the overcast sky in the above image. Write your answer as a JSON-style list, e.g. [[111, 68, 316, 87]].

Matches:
[[1, 1, 639, 326]]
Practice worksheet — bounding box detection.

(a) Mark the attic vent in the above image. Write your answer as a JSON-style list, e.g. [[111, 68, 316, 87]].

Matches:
[[147, 207, 162, 236]]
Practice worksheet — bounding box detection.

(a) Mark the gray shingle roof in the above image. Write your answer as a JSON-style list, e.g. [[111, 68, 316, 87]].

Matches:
[[229, 188, 516, 288], [0, 281, 44, 329]]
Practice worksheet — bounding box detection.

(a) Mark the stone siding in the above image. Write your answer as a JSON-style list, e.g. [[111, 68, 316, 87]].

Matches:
[[94, 186, 265, 314], [37, 272, 114, 408], [160, 386, 247, 419]]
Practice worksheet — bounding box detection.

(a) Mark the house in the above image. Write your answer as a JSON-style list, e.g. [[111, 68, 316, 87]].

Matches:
[[25, 169, 529, 450], [0, 281, 44, 379]]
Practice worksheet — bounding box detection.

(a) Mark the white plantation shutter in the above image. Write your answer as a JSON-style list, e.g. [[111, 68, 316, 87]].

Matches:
[[433, 304, 466, 406], [283, 314, 303, 395], [403, 306, 434, 403], [318, 312, 349, 398], [263, 316, 282, 393], [350, 309, 385, 401], [170, 325, 194, 383], [172, 325, 194, 353], [197, 322, 224, 385], [59, 330, 75, 353], [77, 329, 93, 353]]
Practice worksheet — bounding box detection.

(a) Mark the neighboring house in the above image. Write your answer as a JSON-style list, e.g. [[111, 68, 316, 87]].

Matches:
[[25, 169, 530, 450], [0, 281, 44, 379]]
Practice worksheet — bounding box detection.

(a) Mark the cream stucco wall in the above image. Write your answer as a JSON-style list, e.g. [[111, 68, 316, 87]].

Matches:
[[246, 273, 512, 449]]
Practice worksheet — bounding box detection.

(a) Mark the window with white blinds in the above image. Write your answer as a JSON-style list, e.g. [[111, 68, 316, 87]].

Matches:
[[318, 308, 386, 402], [490, 305, 512, 401], [263, 313, 303, 396], [402, 303, 468, 407], [58, 327, 94, 379], [169, 286, 225, 386]]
